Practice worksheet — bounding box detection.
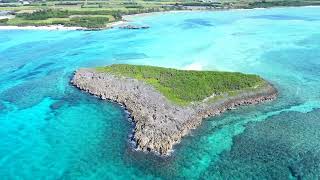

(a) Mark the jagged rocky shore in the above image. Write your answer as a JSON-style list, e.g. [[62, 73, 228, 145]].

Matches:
[[71, 68, 278, 155]]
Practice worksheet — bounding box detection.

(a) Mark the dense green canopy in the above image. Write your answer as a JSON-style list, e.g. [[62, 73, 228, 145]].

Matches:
[[96, 64, 266, 105]]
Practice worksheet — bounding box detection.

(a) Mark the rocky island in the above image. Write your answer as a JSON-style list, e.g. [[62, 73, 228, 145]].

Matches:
[[71, 64, 277, 155]]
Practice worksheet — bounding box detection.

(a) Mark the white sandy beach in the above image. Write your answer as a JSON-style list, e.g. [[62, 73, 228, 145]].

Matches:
[[0, 20, 127, 31], [122, 10, 197, 21], [106, 20, 127, 28], [0, 25, 85, 30]]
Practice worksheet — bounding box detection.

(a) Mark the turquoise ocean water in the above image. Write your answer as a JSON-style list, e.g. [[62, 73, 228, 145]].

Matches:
[[0, 6, 320, 179]]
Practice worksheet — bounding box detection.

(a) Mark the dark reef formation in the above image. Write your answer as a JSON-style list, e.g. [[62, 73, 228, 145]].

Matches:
[[119, 25, 150, 29]]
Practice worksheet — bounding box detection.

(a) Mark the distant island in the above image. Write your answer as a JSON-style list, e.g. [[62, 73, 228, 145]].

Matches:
[[0, 0, 319, 30], [71, 64, 277, 155]]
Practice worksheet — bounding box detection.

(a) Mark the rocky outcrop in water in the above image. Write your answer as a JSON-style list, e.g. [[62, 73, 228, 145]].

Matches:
[[71, 68, 277, 155], [119, 25, 150, 29]]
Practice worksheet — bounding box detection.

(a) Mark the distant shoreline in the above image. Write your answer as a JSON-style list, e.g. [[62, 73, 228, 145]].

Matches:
[[0, 5, 319, 31], [123, 5, 320, 20], [0, 20, 127, 31], [0, 25, 85, 30]]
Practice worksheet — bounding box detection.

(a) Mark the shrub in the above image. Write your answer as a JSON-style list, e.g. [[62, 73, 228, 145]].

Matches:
[[17, 9, 70, 20], [64, 16, 110, 28], [96, 64, 266, 105], [0, 18, 9, 24]]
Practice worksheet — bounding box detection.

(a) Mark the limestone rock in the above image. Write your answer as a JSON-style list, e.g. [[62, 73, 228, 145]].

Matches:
[[71, 68, 277, 156]]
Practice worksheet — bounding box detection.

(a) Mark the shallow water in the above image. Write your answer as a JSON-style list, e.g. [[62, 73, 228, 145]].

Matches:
[[0, 6, 320, 179]]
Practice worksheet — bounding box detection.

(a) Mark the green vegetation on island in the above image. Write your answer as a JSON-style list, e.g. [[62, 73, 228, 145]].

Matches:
[[96, 64, 266, 105], [0, 0, 320, 29]]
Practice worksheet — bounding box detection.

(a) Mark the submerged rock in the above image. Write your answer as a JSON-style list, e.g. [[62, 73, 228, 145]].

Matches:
[[119, 25, 150, 30], [71, 68, 277, 156]]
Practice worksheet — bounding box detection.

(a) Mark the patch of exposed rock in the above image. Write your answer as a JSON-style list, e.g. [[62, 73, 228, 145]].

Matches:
[[119, 25, 150, 29], [71, 68, 277, 155]]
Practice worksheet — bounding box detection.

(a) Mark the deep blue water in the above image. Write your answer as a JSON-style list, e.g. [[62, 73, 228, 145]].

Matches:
[[0, 6, 320, 179]]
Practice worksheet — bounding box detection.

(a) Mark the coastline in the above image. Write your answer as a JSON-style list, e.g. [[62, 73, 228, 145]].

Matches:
[[0, 25, 85, 31], [0, 5, 318, 31], [71, 68, 278, 156], [123, 5, 320, 20], [0, 20, 127, 31]]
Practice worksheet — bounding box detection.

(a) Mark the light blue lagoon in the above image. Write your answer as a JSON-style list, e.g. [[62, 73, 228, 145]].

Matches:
[[0, 6, 320, 179]]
